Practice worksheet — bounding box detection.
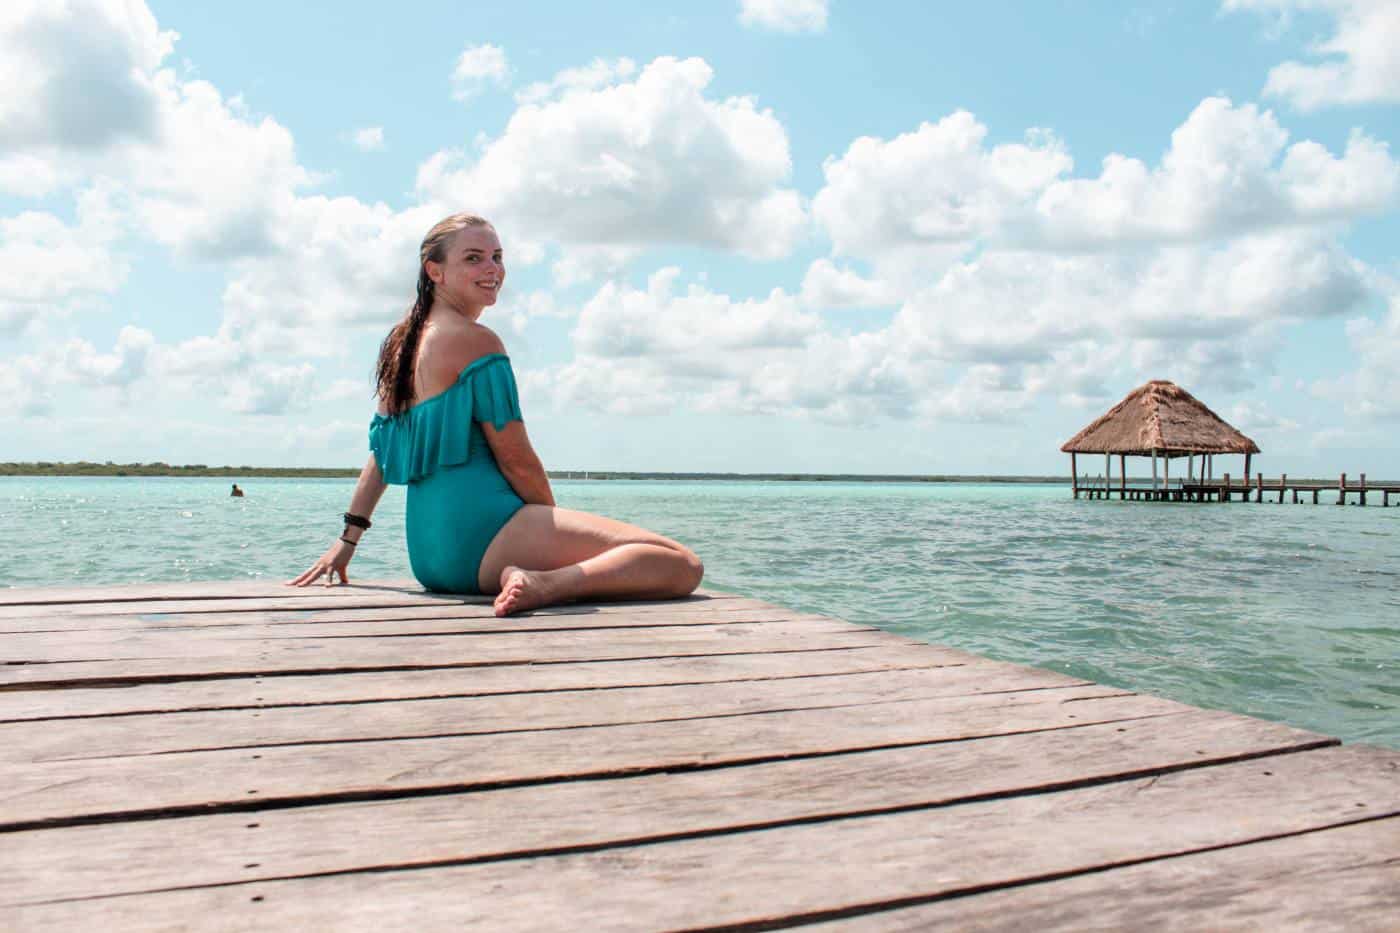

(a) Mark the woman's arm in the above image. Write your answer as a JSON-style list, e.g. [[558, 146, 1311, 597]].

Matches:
[[483, 421, 555, 507], [342, 453, 390, 542], [287, 454, 389, 586]]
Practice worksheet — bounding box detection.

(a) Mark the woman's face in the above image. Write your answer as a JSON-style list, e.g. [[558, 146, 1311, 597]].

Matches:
[[428, 225, 505, 313]]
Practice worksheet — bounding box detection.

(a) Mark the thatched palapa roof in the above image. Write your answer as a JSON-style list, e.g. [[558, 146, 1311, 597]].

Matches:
[[1061, 380, 1260, 457]]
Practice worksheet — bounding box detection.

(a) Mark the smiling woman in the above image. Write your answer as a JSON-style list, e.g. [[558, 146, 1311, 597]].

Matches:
[[288, 213, 704, 616]]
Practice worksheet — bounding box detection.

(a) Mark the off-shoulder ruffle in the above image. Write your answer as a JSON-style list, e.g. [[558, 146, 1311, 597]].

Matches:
[[368, 353, 522, 485]]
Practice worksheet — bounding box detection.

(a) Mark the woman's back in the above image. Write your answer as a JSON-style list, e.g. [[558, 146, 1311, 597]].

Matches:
[[406, 316, 506, 412]]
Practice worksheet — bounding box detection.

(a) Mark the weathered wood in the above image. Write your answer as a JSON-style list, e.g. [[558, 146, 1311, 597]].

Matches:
[[4, 662, 1092, 764], [0, 624, 900, 690], [0, 589, 746, 622], [4, 580, 1392, 926], [0, 612, 861, 660], [0, 596, 784, 635], [0, 580, 743, 609], [812, 815, 1400, 932], [1361, 472, 1367, 506], [6, 746, 1393, 931], [0, 709, 1335, 908], [1340, 472, 1347, 505], [1071, 452, 1078, 498], [0, 578, 409, 606], [0, 687, 1163, 829], [0, 643, 980, 722]]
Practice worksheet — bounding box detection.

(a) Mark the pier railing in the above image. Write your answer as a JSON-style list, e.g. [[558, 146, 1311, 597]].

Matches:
[[1076, 472, 1399, 505]]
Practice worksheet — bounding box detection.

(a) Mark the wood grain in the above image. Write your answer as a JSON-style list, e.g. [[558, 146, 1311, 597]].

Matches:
[[5, 745, 1393, 931], [0, 643, 982, 722], [2, 686, 1161, 828], [0, 708, 1331, 907], [5, 662, 1092, 763]]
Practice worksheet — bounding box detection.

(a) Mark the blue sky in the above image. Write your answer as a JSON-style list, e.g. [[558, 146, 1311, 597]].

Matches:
[[2, 0, 1398, 475]]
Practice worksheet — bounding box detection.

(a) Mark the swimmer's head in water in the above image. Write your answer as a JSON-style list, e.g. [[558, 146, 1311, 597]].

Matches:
[[376, 213, 496, 415]]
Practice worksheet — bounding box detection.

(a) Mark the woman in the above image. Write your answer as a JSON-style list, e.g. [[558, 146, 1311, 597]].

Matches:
[[289, 213, 703, 616]]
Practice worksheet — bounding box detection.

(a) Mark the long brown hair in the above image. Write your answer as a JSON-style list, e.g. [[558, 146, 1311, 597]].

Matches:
[[375, 213, 493, 414]]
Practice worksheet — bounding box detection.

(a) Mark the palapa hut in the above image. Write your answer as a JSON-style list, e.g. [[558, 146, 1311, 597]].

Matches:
[[1061, 380, 1260, 499]]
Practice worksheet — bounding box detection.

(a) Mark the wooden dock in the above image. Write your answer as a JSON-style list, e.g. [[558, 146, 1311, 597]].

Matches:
[[1077, 471, 1400, 505], [2, 580, 1396, 930]]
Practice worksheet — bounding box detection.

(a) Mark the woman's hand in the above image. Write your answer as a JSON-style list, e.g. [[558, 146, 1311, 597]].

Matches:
[[287, 539, 356, 587]]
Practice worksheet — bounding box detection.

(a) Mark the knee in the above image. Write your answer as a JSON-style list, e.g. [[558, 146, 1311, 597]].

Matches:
[[674, 548, 704, 594]]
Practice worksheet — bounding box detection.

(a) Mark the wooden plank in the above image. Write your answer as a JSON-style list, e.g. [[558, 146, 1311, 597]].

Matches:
[[0, 624, 899, 690], [0, 578, 416, 606], [0, 590, 748, 622], [0, 597, 786, 634], [0, 612, 862, 661], [814, 816, 1400, 931], [5, 745, 1392, 930], [0, 643, 982, 722], [5, 663, 1094, 763], [0, 687, 1164, 828], [0, 580, 740, 608], [0, 708, 1334, 907]]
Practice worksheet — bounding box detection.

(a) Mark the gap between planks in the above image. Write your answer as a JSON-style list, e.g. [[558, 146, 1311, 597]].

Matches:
[[4, 745, 1394, 931], [2, 688, 1178, 831], [0, 709, 1340, 907]]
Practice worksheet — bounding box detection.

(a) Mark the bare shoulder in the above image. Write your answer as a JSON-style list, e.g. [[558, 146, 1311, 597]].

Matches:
[[417, 323, 509, 396]]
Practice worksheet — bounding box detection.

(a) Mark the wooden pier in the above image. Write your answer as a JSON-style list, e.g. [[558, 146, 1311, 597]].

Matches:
[[1076, 471, 1400, 505], [2, 580, 1396, 930]]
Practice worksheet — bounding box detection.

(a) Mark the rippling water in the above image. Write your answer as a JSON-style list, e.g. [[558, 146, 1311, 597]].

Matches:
[[3, 476, 1396, 748]]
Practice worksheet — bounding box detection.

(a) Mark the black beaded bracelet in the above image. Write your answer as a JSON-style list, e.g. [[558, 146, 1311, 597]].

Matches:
[[339, 536, 358, 547], [343, 512, 372, 530]]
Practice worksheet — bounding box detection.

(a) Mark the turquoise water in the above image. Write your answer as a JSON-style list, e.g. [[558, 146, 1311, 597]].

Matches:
[[3, 476, 1396, 748]]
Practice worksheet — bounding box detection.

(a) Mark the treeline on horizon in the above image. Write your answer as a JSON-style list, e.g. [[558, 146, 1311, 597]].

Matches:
[[2, 461, 1073, 483], [7, 462, 1379, 484]]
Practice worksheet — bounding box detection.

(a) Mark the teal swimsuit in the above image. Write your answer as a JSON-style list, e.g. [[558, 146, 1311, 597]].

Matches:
[[369, 353, 526, 594]]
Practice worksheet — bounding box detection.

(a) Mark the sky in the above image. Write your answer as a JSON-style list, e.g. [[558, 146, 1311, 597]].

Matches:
[[2, 0, 1398, 475]]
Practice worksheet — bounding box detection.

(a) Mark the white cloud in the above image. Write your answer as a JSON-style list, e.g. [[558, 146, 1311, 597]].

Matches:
[[1314, 283, 1400, 420], [418, 56, 807, 265], [451, 43, 510, 101], [217, 197, 442, 352], [315, 378, 372, 403], [145, 333, 320, 416], [1224, 0, 1400, 110], [0, 153, 69, 197], [0, 325, 154, 416], [538, 227, 1372, 425], [0, 190, 129, 333], [738, 0, 830, 33], [349, 126, 385, 151], [225, 361, 317, 415], [1031, 98, 1397, 248], [0, 3, 313, 260], [1228, 400, 1301, 433], [799, 259, 898, 309], [812, 111, 1071, 276], [0, 0, 174, 151], [538, 268, 916, 422], [515, 58, 637, 105], [813, 100, 1398, 275], [889, 231, 1366, 369]]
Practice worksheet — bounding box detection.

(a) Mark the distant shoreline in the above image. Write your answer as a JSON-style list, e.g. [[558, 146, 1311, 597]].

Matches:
[[2, 461, 1072, 483], [6, 462, 1380, 485]]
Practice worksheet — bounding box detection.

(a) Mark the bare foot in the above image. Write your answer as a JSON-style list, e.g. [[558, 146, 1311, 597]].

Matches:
[[494, 565, 559, 617]]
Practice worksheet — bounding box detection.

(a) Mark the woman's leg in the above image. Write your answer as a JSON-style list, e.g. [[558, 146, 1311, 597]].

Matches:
[[477, 505, 704, 615]]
